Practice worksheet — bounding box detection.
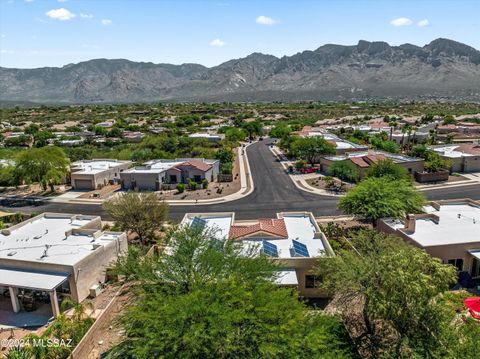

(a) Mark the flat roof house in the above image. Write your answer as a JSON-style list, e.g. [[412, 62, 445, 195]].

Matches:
[[70, 159, 132, 190], [378, 199, 480, 280], [188, 133, 225, 142], [120, 158, 220, 191], [320, 151, 424, 178], [181, 212, 335, 298], [431, 144, 480, 173], [0, 213, 127, 320]]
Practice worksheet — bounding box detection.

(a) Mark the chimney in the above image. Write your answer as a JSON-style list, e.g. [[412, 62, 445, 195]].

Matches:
[[405, 214, 416, 233]]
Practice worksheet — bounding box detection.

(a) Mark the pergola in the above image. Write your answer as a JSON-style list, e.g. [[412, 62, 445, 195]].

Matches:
[[0, 268, 68, 318]]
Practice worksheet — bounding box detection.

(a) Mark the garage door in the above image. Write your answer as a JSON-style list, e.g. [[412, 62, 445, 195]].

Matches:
[[74, 179, 93, 190]]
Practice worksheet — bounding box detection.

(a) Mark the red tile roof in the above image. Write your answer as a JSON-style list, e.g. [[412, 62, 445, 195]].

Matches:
[[456, 144, 480, 155], [364, 154, 387, 165], [177, 160, 213, 172], [349, 157, 370, 168], [229, 218, 288, 239]]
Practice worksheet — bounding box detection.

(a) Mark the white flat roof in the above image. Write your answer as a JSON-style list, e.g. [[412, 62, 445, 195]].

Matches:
[[0, 214, 123, 266], [0, 268, 68, 291], [431, 145, 473, 158], [401, 203, 480, 247], [72, 160, 129, 174]]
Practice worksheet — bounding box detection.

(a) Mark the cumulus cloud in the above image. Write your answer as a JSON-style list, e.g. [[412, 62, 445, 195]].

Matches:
[[210, 38, 226, 47], [390, 17, 413, 27], [80, 13, 93, 19], [45, 8, 76, 21], [418, 19, 430, 27], [101, 19, 112, 25], [256, 15, 279, 25]]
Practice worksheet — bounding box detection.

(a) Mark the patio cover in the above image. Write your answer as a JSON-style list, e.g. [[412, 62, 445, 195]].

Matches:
[[274, 269, 299, 286], [0, 268, 68, 291], [468, 249, 480, 260]]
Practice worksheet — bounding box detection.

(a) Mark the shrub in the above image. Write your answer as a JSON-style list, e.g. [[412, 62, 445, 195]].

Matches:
[[176, 183, 185, 193], [202, 179, 209, 189], [188, 180, 198, 191], [328, 160, 360, 183]]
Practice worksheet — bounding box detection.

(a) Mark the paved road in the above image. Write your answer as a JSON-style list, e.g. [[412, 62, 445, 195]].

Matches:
[[2, 139, 480, 221]]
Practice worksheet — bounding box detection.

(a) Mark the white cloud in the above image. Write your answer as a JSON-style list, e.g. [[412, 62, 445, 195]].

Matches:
[[101, 19, 112, 26], [256, 15, 279, 26], [58, 0, 68, 2], [390, 17, 413, 27], [25, 0, 34, 3], [1, 34, 6, 38], [210, 38, 226, 47], [80, 13, 93, 19], [45, 8, 76, 21], [418, 19, 430, 27], [0, 49, 15, 54]]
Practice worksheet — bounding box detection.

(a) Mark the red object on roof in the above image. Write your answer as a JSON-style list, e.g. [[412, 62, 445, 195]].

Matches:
[[464, 297, 480, 320], [177, 160, 212, 172], [229, 218, 288, 239], [364, 154, 387, 165]]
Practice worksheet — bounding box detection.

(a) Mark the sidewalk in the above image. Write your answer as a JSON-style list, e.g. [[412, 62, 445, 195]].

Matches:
[[48, 143, 255, 206], [269, 145, 342, 197]]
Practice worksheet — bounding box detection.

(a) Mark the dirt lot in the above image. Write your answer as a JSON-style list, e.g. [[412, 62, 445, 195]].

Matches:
[[306, 176, 354, 193], [79, 184, 121, 199]]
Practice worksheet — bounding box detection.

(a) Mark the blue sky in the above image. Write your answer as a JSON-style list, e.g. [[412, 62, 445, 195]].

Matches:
[[0, 0, 479, 68]]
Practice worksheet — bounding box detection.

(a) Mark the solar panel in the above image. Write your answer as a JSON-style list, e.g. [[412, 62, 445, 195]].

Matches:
[[262, 240, 278, 257], [292, 239, 309, 257], [190, 217, 207, 231]]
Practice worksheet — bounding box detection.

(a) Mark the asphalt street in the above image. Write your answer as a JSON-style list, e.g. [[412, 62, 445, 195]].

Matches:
[[2, 139, 480, 221]]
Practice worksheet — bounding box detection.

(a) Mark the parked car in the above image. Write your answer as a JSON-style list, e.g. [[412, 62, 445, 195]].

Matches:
[[300, 167, 317, 174]]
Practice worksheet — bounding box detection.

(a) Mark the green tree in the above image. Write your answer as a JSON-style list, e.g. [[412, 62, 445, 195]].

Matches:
[[318, 230, 457, 358], [328, 160, 360, 183], [225, 127, 247, 142], [103, 192, 169, 247], [270, 123, 292, 139], [14, 146, 69, 191], [290, 137, 336, 165], [338, 177, 425, 224], [424, 151, 452, 173], [108, 227, 356, 359], [366, 159, 409, 181]]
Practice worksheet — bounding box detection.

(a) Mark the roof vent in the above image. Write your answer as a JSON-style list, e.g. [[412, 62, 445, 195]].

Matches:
[[7, 251, 17, 257]]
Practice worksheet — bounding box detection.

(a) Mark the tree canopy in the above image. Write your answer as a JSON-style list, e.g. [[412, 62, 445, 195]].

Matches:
[[103, 192, 169, 247], [365, 159, 409, 181], [338, 177, 425, 224], [289, 136, 336, 165], [328, 160, 360, 183], [317, 230, 457, 358], [14, 146, 70, 191]]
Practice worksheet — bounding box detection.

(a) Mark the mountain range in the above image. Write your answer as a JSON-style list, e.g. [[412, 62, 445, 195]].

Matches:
[[1, 38, 479, 104]]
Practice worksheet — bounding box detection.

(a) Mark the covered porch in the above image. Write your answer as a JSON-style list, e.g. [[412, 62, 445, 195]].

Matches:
[[0, 268, 69, 328]]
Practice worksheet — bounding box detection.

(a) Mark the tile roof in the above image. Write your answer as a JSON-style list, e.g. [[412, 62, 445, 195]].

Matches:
[[229, 218, 288, 239], [364, 154, 387, 165], [177, 160, 213, 172], [456, 144, 480, 155], [349, 157, 370, 168]]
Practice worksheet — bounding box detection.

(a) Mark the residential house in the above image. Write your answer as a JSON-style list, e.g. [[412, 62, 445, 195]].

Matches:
[[188, 133, 225, 142], [320, 151, 424, 178], [70, 159, 132, 190], [297, 126, 368, 155], [120, 158, 220, 191], [181, 211, 335, 298], [378, 199, 480, 280], [431, 144, 480, 173], [0, 213, 127, 318]]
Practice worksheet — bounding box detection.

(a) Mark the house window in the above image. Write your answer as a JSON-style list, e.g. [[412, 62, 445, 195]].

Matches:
[[447, 258, 464, 271], [305, 275, 322, 289], [193, 175, 202, 183], [169, 175, 177, 183]]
